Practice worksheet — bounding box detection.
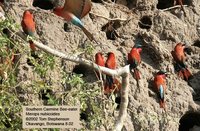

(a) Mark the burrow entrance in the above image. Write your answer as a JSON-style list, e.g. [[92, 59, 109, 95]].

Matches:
[[179, 111, 200, 131], [157, 0, 191, 9]]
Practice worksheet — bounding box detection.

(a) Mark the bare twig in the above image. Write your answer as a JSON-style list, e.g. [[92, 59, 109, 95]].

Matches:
[[90, 12, 128, 21], [160, 5, 188, 12]]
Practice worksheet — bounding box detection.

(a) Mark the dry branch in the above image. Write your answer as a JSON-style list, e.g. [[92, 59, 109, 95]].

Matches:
[[160, 5, 188, 12], [90, 12, 128, 21]]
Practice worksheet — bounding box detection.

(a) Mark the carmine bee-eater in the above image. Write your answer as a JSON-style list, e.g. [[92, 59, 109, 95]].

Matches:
[[104, 52, 121, 94], [53, 0, 98, 44], [171, 43, 192, 81], [154, 70, 167, 110], [174, 0, 186, 16], [21, 10, 37, 53], [128, 44, 142, 85], [95, 52, 105, 80]]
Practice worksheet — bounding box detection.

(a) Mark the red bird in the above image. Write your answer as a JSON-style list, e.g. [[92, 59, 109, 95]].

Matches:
[[95, 52, 105, 67], [104, 52, 121, 94], [95, 52, 105, 80], [171, 43, 192, 81], [21, 10, 37, 53], [128, 44, 142, 84], [53, 0, 98, 44], [154, 71, 167, 110], [21, 10, 35, 36], [174, 0, 186, 16]]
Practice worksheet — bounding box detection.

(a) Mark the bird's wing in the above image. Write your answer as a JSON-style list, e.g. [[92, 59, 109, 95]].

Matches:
[[63, 0, 91, 19], [159, 85, 164, 100]]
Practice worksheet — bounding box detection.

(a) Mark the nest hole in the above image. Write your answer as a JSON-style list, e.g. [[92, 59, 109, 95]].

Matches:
[[101, 21, 121, 40], [2, 28, 10, 37], [157, 0, 191, 9], [72, 64, 90, 77], [27, 58, 34, 66], [179, 111, 200, 131], [193, 40, 200, 48], [39, 89, 53, 101], [91, 0, 102, 3], [115, 96, 121, 109], [80, 112, 88, 121], [64, 23, 70, 32], [184, 46, 193, 55], [138, 16, 152, 30], [1, 119, 11, 128], [32, 0, 54, 10]]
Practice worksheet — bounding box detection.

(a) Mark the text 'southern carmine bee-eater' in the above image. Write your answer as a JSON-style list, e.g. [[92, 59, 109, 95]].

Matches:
[[174, 0, 186, 16], [53, 0, 98, 44], [104, 52, 121, 94], [154, 71, 167, 110], [95, 52, 105, 80], [171, 43, 192, 81], [21, 10, 37, 52], [128, 44, 142, 85]]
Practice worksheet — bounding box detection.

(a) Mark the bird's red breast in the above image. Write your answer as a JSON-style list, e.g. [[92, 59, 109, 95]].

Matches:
[[105, 52, 116, 69], [171, 43, 186, 63], [128, 47, 142, 65], [154, 74, 166, 91], [95, 52, 105, 67], [154, 73, 167, 109], [21, 10, 35, 36]]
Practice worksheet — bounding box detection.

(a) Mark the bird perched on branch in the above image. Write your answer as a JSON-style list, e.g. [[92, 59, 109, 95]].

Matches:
[[21, 10, 37, 54], [53, 0, 98, 44], [171, 43, 192, 81], [174, 0, 186, 16], [154, 70, 167, 110], [95, 52, 105, 80], [104, 52, 121, 94], [127, 44, 142, 86]]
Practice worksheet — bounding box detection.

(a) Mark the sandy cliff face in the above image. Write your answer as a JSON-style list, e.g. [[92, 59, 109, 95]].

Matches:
[[4, 0, 200, 130]]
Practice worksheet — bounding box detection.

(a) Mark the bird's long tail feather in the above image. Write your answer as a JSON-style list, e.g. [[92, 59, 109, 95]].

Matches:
[[159, 99, 165, 109], [133, 68, 140, 80], [174, 62, 192, 81], [182, 68, 192, 81], [104, 76, 121, 94], [29, 40, 36, 52], [81, 26, 99, 44], [159, 85, 165, 109]]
